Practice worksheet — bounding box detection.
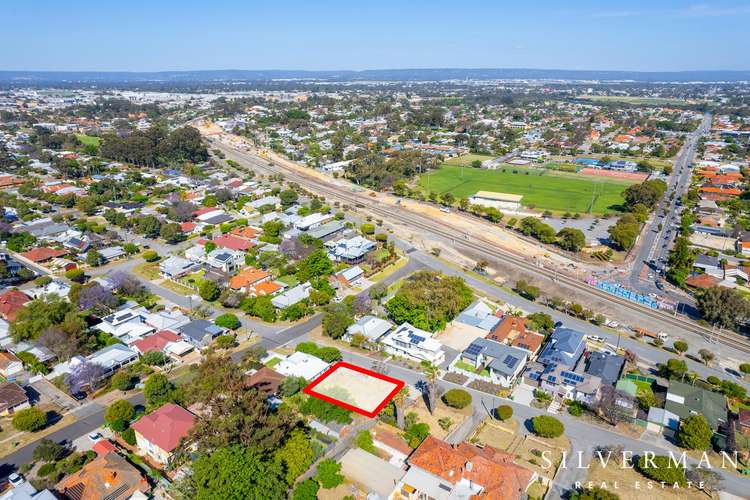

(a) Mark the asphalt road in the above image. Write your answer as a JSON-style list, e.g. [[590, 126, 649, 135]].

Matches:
[[628, 113, 712, 302]]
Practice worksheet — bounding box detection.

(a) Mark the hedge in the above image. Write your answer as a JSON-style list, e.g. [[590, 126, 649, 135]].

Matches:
[[531, 415, 564, 438], [442, 389, 472, 409]]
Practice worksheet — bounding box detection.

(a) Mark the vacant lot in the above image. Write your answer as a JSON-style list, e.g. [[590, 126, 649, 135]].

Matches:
[[311, 365, 400, 414], [420, 165, 632, 214]]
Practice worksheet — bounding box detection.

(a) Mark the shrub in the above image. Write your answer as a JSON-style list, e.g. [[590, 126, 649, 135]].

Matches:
[[142, 250, 159, 262], [442, 388, 472, 409], [12, 407, 47, 432], [38, 462, 57, 477], [141, 351, 169, 366], [403, 422, 430, 448], [495, 405, 513, 421], [33, 439, 66, 462], [567, 401, 585, 416], [65, 268, 85, 283], [355, 430, 377, 454], [570, 486, 621, 500], [636, 454, 686, 485], [199, 280, 220, 301], [215, 334, 235, 349], [706, 375, 720, 385], [531, 415, 564, 438]]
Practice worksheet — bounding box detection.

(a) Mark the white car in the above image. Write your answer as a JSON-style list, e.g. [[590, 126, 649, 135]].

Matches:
[[587, 335, 605, 343], [88, 432, 102, 442]]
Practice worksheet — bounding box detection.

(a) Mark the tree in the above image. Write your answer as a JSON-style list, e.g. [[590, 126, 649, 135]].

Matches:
[[105, 399, 134, 429], [33, 439, 66, 462], [385, 271, 473, 331], [322, 306, 354, 339], [392, 386, 409, 429], [160, 222, 185, 244], [442, 389, 472, 409], [360, 223, 375, 235], [110, 371, 135, 391], [531, 415, 564, 438], [740, 363, 750, 376], [623, 179, 667, 210], [143, 373, 176, 410], [677, 415, 712, 450], [77, 284, 117, 312], [191, 445, 285, 500], [672, 340, 688, 355], [608, 214, 640, 251], [292, 479, 319, 500], [296, 249, 334, 281], [12, 407, 47, 432], [279, 189, 298, 207], [142, 351, 169, 366], [86, 249, 102, 267], [280, 376, 307, 397], [199, 280, 220, 301], [65, 268, 86, 283], [142, 249, 159, 262], [698, 348, 714, 365], [65, 360, 103, 394], [274, 429, 314, 484], [696, 286, 750, 329], [597, 385, 633, 425], [421, 361, 440, 414], [526, 312, 554, 335], [403, 421, 430, 448], [495, 405, 513, 421], [659, 358, 688, 380], [636, 455, 686, 486], [557, 227, 586, 252], [214, 313, 240, 330], [315, 459, 344, 489]]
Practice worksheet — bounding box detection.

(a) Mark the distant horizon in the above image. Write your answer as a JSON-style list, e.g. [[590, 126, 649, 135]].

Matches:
[[4, 1, 750, 73]]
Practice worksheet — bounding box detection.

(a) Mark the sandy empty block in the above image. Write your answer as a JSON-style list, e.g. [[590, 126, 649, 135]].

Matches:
[[304, 362, 405, 417]]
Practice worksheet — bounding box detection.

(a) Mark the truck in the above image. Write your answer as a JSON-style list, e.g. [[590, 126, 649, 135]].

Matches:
[[634, 327, 669, 342]]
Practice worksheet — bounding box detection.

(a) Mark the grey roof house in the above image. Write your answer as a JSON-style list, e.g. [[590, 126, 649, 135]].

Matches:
[[455, 300, 501, 332], [538, 327, 586, 369], [179, 320, 225, 348], [585, 352, 625, 386], [452, 337, 528, 387]]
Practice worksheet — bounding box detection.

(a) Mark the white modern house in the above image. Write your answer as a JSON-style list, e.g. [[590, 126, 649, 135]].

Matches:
[[275, 352, 329, 380], [450, 338, 528, 388], [271, 282, 312, 309], [380, 323, 445, 365]]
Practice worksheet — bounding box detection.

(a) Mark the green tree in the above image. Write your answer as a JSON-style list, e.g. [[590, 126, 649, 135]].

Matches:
[[65, 268, 86, 283], [315, 459, 344, 489], [570, 486, 621, 500], [322, 306, 354, 339], [360, 223, 375, 235], [292, 479, 319, 500], [142, 249, 159, 262], [160, 222, 185, 244], [33, 438, 66, 462], [637, 455, 686, 486], [12, 407, 47, 432], [279, 189, 298, 207], [677, 415, 712, 450], [495, 405, 513, 421], [556, 227, 586, 252], [296, 249, 334, 281], [214, 313, 241, 330], [608, 214, 640, 251], [110, 371, 135, 391], [274, 429, 314, 484], [696, 286, 750, 329], [192, 445, 286, 500], [199, 280, 220, 301], [143, 373, 176, 410], [105, 399, 135, 428], [672, 340, 688, 355], [86, 249, 102, 267]]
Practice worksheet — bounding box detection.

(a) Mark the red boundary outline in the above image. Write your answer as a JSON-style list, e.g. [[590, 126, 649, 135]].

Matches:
[[303, 361, 405, 418]]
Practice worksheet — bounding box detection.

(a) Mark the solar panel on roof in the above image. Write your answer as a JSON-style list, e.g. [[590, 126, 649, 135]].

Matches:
[[408, 333, 425, 344], [548, 375, 556, 382], [503, 355, 518, 368], [465, 343, 482, 355]]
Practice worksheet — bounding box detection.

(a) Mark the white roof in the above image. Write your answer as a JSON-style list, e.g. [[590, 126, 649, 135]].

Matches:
[[164, 340, 194, 356], [275, 352, 328, 380], [471, 191, 523, 202]]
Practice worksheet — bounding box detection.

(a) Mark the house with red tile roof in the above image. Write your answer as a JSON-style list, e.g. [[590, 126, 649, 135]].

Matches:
[[230, 226, 259, 240], [212, 233, 256, 251], [55, 451, 150, 500], [685, 274, 721, 290], [131, 330, 182, 355], [229, 267, 271, 292], [397, 436, 535, 500], [179, 222, 197, 234], [131, 403, 196, 465], [20, 247, 68, 263], [0, 290, 31, 322], [249, 280, 284, 297], [91, 439, 117, 456], [486, 316, 545, 355]]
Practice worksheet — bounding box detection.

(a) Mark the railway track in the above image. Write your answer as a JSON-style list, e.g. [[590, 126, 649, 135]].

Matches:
[[212, 139, 750, 356]]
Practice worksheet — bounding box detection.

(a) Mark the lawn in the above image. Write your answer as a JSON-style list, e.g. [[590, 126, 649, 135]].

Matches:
[[133, 261, 161, 281], [420, 165, 633, 214], [454, 360, 490, 377], [585, 461, 716, 499], [75, 134, 101, 147]]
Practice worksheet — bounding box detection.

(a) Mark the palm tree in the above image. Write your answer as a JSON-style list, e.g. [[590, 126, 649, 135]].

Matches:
[[421, 361, 440, 414], [392, 386, 409, 429]]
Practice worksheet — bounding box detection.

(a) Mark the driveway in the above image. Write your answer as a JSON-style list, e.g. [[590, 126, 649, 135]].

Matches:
[[511, 382, 535, 407]]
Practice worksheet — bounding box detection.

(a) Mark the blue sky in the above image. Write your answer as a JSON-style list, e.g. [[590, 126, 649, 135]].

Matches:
[[3, 0, 749, 72]]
